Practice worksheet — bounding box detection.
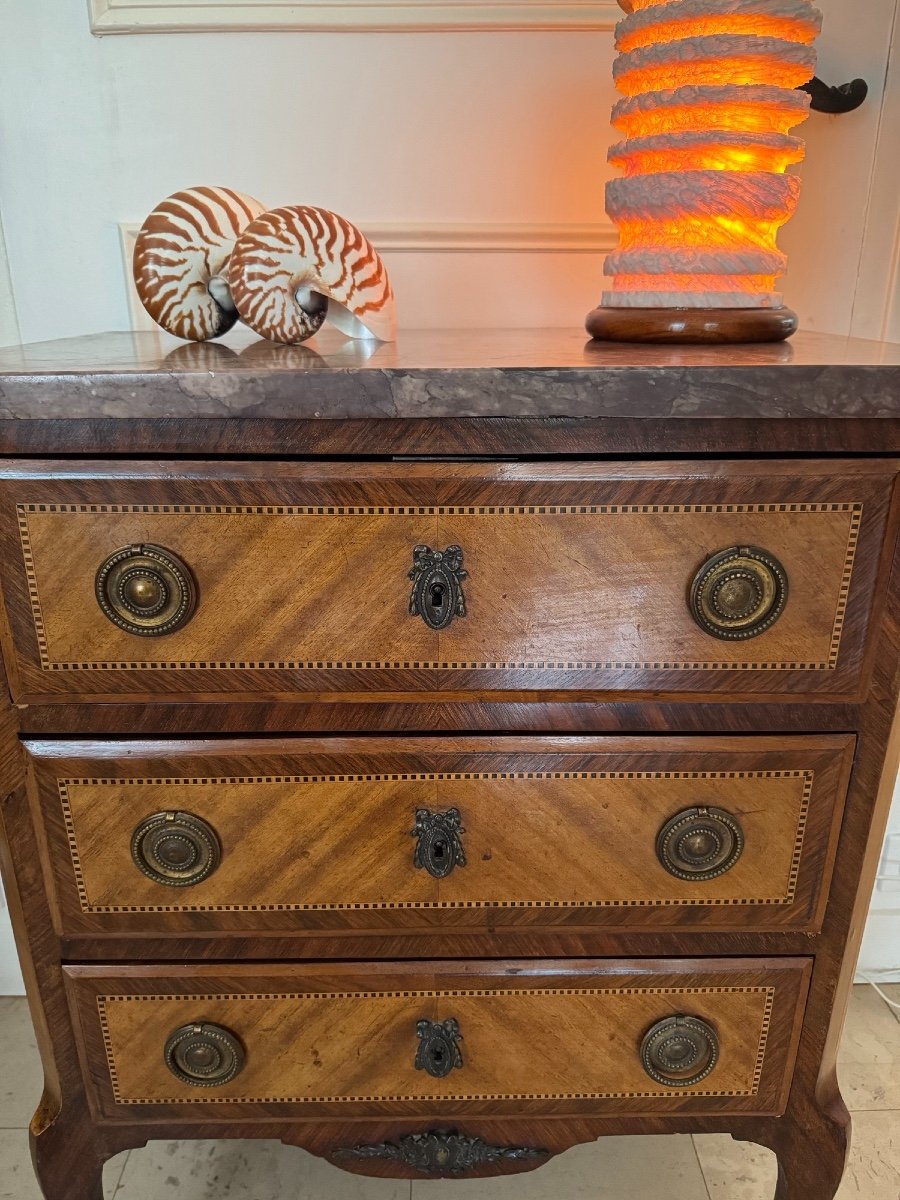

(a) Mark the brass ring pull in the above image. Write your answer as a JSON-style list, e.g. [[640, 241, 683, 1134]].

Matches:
[[412, 808, 467, 879], [95, 543, 197, 636], [640, 1015, 720, 1088], [415, 1018, 463, 1078], [408, 545, 467, 630], [656, 806, 745, 882], [131, 810, 221, 887], [689, 545, 788, 640], [164, 1022, 245, 1087]]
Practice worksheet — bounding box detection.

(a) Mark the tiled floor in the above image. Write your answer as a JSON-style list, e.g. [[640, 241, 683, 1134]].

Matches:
[[1, 985, 898, 1199]]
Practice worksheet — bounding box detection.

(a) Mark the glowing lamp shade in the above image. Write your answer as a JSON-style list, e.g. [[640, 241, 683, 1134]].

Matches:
[[588, 0, 822, 343]]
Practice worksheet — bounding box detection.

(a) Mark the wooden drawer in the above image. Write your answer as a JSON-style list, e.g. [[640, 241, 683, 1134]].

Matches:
[[0, 460, 891, 701], [65, 958, 810, 1121], [28, 735, 852, 937]]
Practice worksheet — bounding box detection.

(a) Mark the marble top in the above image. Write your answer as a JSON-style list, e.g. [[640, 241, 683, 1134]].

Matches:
[[0, 328, 896, 417], [0, 329, 896, 455], [4, 327, 900, 373]]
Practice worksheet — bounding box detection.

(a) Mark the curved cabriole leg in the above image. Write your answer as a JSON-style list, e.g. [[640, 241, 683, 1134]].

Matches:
[[772, 1107, 850, 1200], [0, 740, 132, 1200], [736, 1098, 850, 1200], [30, 1097, 108, 1200]]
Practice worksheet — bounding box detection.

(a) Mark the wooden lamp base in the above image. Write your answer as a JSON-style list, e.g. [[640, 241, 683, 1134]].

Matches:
[[585, 306, 799, 345]]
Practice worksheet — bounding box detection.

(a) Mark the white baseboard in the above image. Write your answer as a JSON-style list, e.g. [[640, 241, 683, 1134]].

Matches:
[[857, 968, 900, 984], [119, 218, 616, 333], [90, 0, 620, 33]]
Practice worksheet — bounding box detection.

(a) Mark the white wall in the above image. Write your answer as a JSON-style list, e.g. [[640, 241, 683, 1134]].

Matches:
[[859, 776, 900, 982], [1, 4, 616, 338], [0, 0, 899, 992], [0, 892, 21, 995], [0, 0, 897, 339], [0, 217, 20, 348]]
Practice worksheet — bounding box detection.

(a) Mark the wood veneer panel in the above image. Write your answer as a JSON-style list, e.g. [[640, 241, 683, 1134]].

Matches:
[[63, 958, 811, 1121], [0, 460, 891, 700], [0, 333, 895, 1196], [10, 697, 868, 737], [26, 736, 852, 937]]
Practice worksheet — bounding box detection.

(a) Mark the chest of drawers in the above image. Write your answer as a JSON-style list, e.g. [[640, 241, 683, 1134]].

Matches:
[[0, 329, 897, 1200]]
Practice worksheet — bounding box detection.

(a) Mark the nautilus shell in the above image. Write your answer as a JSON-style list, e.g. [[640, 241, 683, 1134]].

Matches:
[[133, 186, 266, 340], [603, 0, 822, 309], [228, 205, 396, 344]]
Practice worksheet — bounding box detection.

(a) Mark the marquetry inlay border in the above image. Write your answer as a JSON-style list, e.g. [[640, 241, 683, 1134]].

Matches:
[[97, 985, 775, 1104], [60, 770, 814, 913], [17, 501, 862, 673]]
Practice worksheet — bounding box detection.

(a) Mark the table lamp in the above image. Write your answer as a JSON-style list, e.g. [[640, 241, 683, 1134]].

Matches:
[[587, 0, 823, 344]]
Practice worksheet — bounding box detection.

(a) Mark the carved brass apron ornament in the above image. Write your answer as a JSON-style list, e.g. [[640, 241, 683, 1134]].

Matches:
[[412, 807, 467, 878], [415, 1017, 463, 1078], [334, 1130, 549, 1174], [408, 545, 467, 630]]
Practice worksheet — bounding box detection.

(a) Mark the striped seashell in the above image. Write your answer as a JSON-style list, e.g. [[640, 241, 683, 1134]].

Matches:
[[133, 186, 266, 341], [228, 205, 396, 344]]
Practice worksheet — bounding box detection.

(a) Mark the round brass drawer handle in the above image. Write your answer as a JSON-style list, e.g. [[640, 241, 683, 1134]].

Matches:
[[656, 806, 745, 882], [95, 543, 197, 637], [131, 811, 221, 887], [640, 1015, 720, 1088], [689, 545, 788, 640], [164, 1022, 245, 1087]]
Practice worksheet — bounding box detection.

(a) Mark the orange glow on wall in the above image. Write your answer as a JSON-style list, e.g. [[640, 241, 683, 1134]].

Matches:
[[603, 0, 822, 311]]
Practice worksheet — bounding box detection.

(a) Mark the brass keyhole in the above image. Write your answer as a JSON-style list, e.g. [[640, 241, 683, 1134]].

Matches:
[[409, 545, 466, 631], [412, 808, 466, 880], [415, 1017, 463, 1078], [429, 582, 445, 610]]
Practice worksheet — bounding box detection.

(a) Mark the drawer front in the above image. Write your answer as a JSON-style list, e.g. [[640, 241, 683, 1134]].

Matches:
[[0, 461, 892, 700], [65, 958, 810, 1120], [28, 735, 852, 936]]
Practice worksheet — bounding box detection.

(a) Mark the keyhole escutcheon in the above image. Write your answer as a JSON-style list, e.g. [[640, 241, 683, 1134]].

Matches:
[[408, 545, 467, 631], [415, 1018, 463, 1078], [412, 808, 467, 879]]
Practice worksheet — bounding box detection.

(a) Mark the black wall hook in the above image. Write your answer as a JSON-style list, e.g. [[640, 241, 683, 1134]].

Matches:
[[800, 76, 869, 114]]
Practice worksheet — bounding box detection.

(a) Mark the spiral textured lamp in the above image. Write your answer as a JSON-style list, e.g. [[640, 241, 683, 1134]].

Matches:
[[587, 0, 822, 344]]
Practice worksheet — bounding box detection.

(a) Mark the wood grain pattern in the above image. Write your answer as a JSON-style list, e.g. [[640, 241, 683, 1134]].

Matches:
[[0, 334, 896, 1198], [63, 959, 810, 1119], [14, 503, 860, 669], [0, 704, 112, 1200], [24, 736, 852, 935], [0, 460, 891, 701], [585, 306, 800, 344], [8, 696, 870, 736]]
